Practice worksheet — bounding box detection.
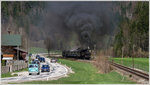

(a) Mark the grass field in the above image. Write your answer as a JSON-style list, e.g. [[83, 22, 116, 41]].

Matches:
[[29, 47, 47, 53], [1, 72, 18, 78], [29, 47, 62, 54], [111, 58, 149, 72], [20, 59, 135, 84]]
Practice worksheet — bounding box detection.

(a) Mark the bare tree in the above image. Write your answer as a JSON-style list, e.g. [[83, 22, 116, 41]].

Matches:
[[44, 37, 52, 57]]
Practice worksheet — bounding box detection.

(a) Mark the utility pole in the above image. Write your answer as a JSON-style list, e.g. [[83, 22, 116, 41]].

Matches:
[[17, 46, 19, 60], [121, 46, 124, 65], [26, 37, 29, 65], [132, 44, 135, 69]]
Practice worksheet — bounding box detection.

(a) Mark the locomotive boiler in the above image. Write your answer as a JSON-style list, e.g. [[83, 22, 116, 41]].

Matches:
[[62, 48, 91, 59]]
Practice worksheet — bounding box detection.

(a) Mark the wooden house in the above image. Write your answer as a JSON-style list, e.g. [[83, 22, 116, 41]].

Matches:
[[1, 34, 27, 61]]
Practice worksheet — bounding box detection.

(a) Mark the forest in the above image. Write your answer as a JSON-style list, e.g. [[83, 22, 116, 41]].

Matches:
[[1, 1, 149, 58], [113, 2, 149, 57]]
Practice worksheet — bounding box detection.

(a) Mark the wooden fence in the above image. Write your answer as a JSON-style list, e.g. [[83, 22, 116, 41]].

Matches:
[[1, 60, 28, 74]]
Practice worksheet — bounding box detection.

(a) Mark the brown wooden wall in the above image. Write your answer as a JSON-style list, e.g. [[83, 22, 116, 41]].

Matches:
[[2, 46, 26, 60], [2, 46, 16, 54], [2, 46, 17, 60]]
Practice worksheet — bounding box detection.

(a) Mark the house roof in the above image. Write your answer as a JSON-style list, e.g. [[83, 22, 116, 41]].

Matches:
[[2, 34, 21, 46], [14, 47, 27, 53]]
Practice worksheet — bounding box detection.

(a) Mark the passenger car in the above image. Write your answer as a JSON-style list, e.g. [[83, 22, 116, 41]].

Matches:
[[38, 57, 45, 62], [41, 65, 50, 72], [51, 58, 57, 63], [36, 55, 40, 59], [32, 60, 40, 65], [28, 64, 40, 75]]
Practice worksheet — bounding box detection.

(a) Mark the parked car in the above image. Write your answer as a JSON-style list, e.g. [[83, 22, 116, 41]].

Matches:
[[51, 58, 57, 63], [41, 65, 50, 72], [28, 64, 40, 75]]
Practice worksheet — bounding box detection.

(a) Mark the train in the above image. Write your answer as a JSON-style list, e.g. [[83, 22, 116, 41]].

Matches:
[[62, 48, 91, 59]]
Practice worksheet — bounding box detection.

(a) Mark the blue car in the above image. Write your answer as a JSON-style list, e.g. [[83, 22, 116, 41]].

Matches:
[[28, 64, 40, 75], [39, 57, 45, 62], [32, 60, 40, 65], [42, 58, 45, 62], [41, 65, 50, 72], [36, 55, 40, 59]]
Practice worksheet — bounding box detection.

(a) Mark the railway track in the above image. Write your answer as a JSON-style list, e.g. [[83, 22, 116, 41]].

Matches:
[[110, 62, 149, 80]]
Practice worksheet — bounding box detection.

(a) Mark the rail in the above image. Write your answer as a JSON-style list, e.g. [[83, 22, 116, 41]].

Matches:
[[109, 62, 149, 80]]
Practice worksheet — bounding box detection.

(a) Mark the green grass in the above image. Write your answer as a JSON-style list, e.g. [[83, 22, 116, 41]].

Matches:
[[29, 47, 47, 53], [29, 47, 62, 54], [19, 59, 135, 84], [2, 60, 6, 66], [111, 58, 149, 72], [1, 72, 18, 78], [29, 54, 32, 64], [1, 68, 28, 78]]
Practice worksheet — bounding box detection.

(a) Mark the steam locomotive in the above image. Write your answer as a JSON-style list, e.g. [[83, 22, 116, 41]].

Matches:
[[62, 48, 91, 59]]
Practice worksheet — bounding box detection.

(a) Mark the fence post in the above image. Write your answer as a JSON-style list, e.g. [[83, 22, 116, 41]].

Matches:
[[17, 65, 19, 70], [9, 65, 12, 72]]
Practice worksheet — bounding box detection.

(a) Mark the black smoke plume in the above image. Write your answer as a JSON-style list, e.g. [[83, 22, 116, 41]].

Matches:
[[29, 2, 120, 50]]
